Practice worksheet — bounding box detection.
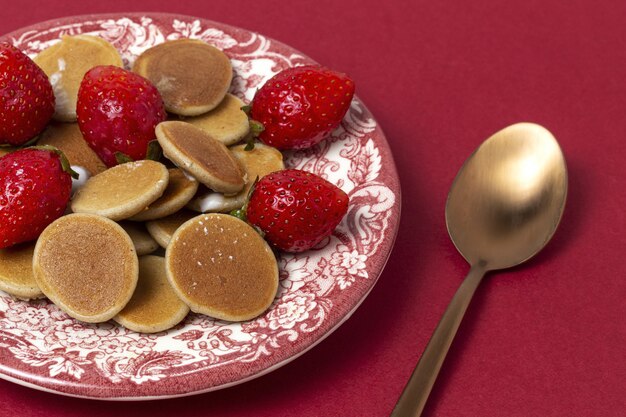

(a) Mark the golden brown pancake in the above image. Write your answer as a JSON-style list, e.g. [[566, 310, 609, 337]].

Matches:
[[188, 142, 284, 213], [119, 221, 160, 255], [0, 242, 43, 300], [71, 160, 169, 221], [230, 142, 284, 178], [156, 121, 245, 195], [133, 39, 232, 116], [114, 255, 189, 333], [145, 208, 197, 248], [165, 213, 278, 321], [34, 35, 123, 121], [182, 94, 249, 145], [33, 213, 138, 323], [38, 122, 107, 175], [129, 168, 199, 221]]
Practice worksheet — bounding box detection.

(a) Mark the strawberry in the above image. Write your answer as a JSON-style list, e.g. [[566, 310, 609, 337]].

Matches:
[[0, 42, 55, 146], [249, 65, 355, 150], [244, 169, 349, 252], [0, 147, 76, 249], [76, 65, 166, 167]]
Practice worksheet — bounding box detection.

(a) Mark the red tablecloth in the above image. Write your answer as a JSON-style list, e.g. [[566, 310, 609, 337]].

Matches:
[[1, 1, 625, 416]]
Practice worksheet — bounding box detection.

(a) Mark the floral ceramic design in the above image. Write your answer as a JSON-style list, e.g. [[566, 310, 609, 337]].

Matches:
[[0, 13, 400, 399]]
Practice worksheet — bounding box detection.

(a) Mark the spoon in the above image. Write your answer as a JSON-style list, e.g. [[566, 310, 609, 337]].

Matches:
[[390, 123, 568, 417]]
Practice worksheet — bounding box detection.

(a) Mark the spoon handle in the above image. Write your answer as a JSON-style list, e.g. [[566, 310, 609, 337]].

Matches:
[[390, 263, 487, 417]]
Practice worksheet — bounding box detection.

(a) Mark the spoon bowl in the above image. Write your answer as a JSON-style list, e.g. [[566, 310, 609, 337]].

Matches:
[[446, 123, 568, 270], [391, 123, 567, 417]]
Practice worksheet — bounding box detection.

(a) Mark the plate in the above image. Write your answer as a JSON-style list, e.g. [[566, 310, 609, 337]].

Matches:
[[0, 13, 401, 399]]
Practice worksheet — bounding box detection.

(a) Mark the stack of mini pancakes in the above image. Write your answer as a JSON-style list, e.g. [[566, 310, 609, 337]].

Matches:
[[0, 36, 286, 333]]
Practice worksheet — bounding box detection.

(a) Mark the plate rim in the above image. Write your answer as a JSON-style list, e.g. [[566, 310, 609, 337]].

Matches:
[[0, 11, 402, 400]]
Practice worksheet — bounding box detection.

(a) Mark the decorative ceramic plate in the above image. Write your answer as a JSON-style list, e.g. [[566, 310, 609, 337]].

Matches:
[[0, 13, 401, 399]]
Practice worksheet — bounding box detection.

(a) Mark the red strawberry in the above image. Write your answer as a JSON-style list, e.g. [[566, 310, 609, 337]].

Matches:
[[250, 65, 355, 150], [245, 169, 349, 252], [0, 42, 55, 145], [76, 65, 166, 167], [0, 147, 76, 249]]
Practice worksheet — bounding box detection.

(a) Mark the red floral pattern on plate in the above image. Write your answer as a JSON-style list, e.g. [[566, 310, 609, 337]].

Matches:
[[0, 13, 401, 399]]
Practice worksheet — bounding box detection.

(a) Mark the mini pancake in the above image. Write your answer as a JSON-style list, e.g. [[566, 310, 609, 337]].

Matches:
[[188, 143, 284, 213], [145, 209, 197, 248], [33, 213, 138, 323], [128, 168, 199, 221], [165, 213, 278, 322], [119, 221, 160, 255], [182, 94, 249, 145], [156, 121, 245, 195], [34, 35, 123, 121], [71, 160, 169, 221], [114, 256, 189, 333], [133, 39, 232, 116], [38, 122, 107, 175], [0, 242, 43, 300]]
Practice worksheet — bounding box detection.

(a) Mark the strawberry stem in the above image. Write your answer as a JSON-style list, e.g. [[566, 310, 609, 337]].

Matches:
[[230, 207, 247, 221], [146, 140, 163, 161], [241, 100, 264, 151], [249, 119, 265, 135], [115, 152, 134, 164], [244, 138, 256, 151], [20, 135, 40, 148], [229, 176, 259, 221], [29, 145, 79, 179], [243, 120, 265, 151]]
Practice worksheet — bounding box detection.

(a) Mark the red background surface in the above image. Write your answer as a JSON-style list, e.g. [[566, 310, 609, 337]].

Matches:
[[1, 1, 625, 416]]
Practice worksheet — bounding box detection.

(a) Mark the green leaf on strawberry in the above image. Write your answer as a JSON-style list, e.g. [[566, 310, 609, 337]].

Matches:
[[29, 145, 79, 179]]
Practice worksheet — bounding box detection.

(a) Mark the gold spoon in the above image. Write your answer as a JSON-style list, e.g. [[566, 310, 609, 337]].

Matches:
[[391, 123, 568, 417]]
